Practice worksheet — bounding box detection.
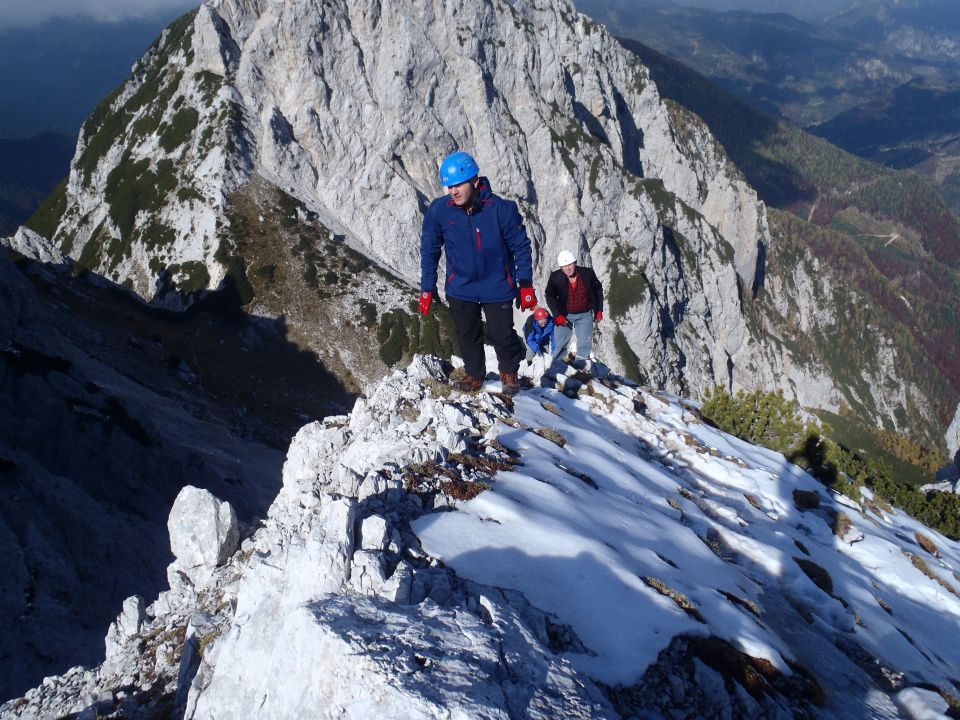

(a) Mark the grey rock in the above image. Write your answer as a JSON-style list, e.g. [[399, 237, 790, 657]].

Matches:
[[168, 486, 239, 571], [359, 515, 389, 551]]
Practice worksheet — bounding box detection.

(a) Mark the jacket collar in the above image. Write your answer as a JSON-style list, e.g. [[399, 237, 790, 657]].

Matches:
[[448, 176, 493, 213]]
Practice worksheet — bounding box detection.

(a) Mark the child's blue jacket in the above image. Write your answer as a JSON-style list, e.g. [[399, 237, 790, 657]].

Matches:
[[523, 314, 555, 354]]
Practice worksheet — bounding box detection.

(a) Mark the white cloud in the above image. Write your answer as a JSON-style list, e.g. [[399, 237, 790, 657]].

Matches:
[[0, 0, 200, 29]]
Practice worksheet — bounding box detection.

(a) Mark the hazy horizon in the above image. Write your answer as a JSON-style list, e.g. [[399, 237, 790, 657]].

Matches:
[[0, 0, 199, 30]]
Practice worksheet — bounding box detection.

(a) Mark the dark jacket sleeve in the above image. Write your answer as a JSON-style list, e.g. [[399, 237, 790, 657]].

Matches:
[[586, 267, 603, 314], [420, 202, 443, 292], [523, 315, 537, 352], [499, 200, 533, 284], [545, 270, 564, 317]]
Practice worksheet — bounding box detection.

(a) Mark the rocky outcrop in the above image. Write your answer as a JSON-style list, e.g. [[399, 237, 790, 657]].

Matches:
[[0, 250, 286, 701], [167, 486, 240, 586], [4, 354, 959, 719], [1, 227, 69, 265], [947, 404, 960, 458]]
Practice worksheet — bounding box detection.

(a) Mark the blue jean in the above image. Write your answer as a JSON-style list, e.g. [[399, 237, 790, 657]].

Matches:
[[552, 311, 593, 359]]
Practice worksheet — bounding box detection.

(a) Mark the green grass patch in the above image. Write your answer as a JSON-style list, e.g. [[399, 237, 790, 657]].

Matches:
[[608, 244, 649, 317], [169, 261, 210, 294], [25, 177, 68, 240], [702, 386, 960, 539], [77, 223, 108, 271], [159, 107, 199, 152], [614, 329, 645, 384], [814, 409, 934, 488], [376, 308, 411, 366]]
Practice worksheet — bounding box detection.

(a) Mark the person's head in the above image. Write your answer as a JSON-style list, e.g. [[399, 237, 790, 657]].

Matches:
[[440, 151, 480, 208], [557, 250, 577, 277], [534, 306, 550, 327]]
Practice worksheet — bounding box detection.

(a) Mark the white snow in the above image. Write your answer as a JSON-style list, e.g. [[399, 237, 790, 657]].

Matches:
[[7, 353, 960, 719], [414, 354, 960, 691]]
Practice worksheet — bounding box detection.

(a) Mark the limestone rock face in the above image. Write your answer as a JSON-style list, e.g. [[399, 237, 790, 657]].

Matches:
[[1, 227, 69, 265], [30, 0, 952, 439], [168, 486, 240, 576], [947, 404, 960, 458]]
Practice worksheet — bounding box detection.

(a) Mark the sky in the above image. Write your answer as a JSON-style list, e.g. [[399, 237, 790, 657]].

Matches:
[[0, 0, 862, 28], [0, 0, 200, 28]]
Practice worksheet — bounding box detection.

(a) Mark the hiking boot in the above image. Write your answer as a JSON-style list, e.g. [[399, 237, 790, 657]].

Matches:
[[499, 372, 520, 396], [452, 375, 484, 392]]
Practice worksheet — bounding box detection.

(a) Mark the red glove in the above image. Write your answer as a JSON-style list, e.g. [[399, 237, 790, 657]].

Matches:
[[517, 283, 537, 311], [555, 315, 567, 326], [419, 291, 433, 317], [595, 311, 603, 322]]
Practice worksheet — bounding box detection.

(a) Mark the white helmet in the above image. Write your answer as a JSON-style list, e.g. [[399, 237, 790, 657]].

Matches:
[[557, 250, 576, 268]]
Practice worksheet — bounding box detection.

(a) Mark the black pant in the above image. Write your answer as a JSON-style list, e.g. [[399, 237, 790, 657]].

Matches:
[[448, 297, 525, 378]]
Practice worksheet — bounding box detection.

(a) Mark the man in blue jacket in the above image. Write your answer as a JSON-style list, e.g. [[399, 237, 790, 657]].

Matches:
[[419, 151, 537, 395]]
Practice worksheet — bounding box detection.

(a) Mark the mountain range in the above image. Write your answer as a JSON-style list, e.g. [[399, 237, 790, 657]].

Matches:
[[18, 0, 959, 448], [3, 0, 960, 708], [575, 0, 960, 127], [0, 134, 74, 235]]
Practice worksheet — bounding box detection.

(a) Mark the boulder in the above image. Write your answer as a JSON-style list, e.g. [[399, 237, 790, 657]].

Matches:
[[168, 486, 239, 573]]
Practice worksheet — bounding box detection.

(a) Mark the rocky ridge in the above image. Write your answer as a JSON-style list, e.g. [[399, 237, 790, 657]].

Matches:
[[4, 354, 959, 719], [0, 236, 364, 700]]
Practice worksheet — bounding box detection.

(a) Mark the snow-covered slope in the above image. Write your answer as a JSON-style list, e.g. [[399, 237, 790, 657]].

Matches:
[[6, 354, 957, 719]]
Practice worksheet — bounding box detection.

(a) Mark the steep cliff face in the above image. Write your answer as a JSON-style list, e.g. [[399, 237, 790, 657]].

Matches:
[[948, 405, 960, 457], [28, 0, 945, 439], [39, 0, 763, 383], [0, 236, 361, 699]]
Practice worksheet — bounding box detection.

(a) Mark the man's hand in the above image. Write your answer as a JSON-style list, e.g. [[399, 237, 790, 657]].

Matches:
[[516, 282, 537, 311], [595, 311, 603, 323], [555, 315, 567, 326], [419, 291, 433, 317]]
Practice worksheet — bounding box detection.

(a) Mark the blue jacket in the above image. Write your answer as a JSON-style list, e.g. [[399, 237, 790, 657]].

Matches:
[[523, 314, 555, 355], [420, 177, 533, 303]]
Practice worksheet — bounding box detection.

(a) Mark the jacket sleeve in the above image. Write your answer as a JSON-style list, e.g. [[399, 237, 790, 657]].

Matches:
[[523, 316, 537, 352], [545, 271, 562, 317], [588, 267, 603, 314], [500, 200, 533, 283], [420, 202, 443, 292]]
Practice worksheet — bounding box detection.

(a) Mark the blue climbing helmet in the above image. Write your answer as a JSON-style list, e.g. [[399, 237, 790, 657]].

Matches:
[[439, 151, 480, 187]]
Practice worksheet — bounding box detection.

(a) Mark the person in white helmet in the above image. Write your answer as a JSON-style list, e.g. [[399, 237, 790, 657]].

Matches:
[[544, 250, 603, 362]]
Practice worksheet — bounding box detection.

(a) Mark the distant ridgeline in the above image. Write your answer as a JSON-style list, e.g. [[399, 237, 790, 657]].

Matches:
[[618, 37, 960, 457]]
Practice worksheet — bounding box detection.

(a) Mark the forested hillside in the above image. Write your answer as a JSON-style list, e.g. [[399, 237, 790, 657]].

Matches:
[[619, 39, 960, 456]]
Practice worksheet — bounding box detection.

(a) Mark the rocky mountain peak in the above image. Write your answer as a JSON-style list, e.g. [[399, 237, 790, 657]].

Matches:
[[18, 0, 954, 445], [52, 0, 764, 294]]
